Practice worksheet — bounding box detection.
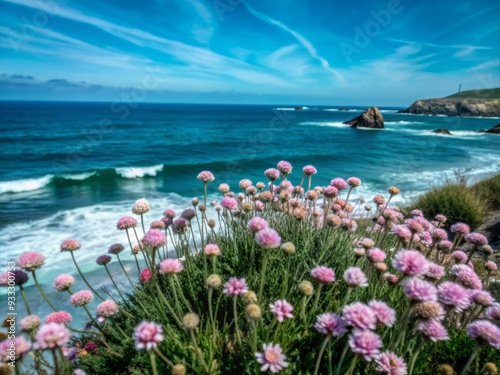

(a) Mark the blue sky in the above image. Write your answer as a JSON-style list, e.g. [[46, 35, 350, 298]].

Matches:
[[0, 0, 499, 105]]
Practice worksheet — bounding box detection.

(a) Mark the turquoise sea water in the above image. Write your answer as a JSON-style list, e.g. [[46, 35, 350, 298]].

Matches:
[[1, 101, 499, 318]]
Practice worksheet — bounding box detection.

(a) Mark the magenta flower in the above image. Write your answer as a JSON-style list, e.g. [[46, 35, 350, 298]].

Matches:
[[96, 300, 119, 318], [45, 311, 72, 325], [452, 250, 468, 263], [417, 320, 449, 342], [223, 277, 249, 295], [302, 165, 317, 176], [450, 264, 482, 290], [150, 220, 166, 229], [471, 290, 494, 307], [264, 168, 280, 181], [221, 196, 238, 210], [204, 244, 221, 256], [431, 229, 448, 241], [181, 208, 196, 221], [60, 239, 81, 252], [142, 229, 166, 248], [197, 170, 215, 183], [464, 232, 488, 246], [343, 302, 377, 330], [159, 259, 183, 275], [16, 251, 46, 271], [277, 161, 293, 176], [163, 209, 176, 218], [368, 300, 396, 328], [53, 274, 75, 292], [173, 218, 189, 233], [411, 209, 424, 217], [450, 222, 470, 235], [255, 228, 282, 249], [70, 290, 94, 307], [376, 351, 407, 375], [403, 278, 438, 302], [485, 261, 498, 272], [391, 225, 412, 242], [392, 249, 429, 276], [96, 255, 112, 266], [486, 304, 500, 321], [117, 216, 138, 230], [323, 185, 339, 198], [132, 198, 150, 215], [20, 315, 41, 332], [405, 219, 424, 234], [314, 313, 348, 337], [437, 240, 453, 252], [269, 300, 294, 322], [330, 178, 347, 190], [248, 217, 269, 234], [466, 320, 500, 348], [133, 321, 164, 351], [0, 336, 31, 360], [311, 266, 335, 284], [140, 268, 152, 283], [343, 267, 368, 288], [425, 263, 445, 280], [348, 329, 382, 361], [34, 323, 71, 349], [255, 342, 289, 373], [347, 177, 362, 187], [367, 248, 387, 263], [437, 281, 471, 312], [108, 243, 125, 254]]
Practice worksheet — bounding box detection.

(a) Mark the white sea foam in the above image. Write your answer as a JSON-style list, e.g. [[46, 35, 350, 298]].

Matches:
[[0, 175, 53, 194], [275, 106, 309, 111], [324, 108, 359, 112], [300, 121, 348, 128], [115, 165, 164, 178], [384, 121, 424, 125], [60, 171, 97, 180]]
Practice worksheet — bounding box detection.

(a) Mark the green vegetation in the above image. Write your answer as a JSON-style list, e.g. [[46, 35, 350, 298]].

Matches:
[[445, 87, 500, 100]]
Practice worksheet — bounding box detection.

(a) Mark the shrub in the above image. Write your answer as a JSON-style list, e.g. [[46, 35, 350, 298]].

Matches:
[[471, 174, 500, 209]]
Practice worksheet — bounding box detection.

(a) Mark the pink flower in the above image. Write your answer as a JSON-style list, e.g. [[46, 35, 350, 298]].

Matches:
[[265, 168, 280, 181], [108, 243, 125, 254], [117, 216, 138, 230], [367, 248, 387, 263], [197, 170, 215, 183], [70, 290, 94, 307], [375, 351, 407, 375], [181, 208, 196, 221], [466, 320, 500, 348], [96, 255, 112, 266], [142, 229, 166, 248], [471, 290, 494, 307], [159, 259, 183, 274], [405, 219, 424, 234], [269, 300, 294, 322], [348, 329, 382, 361], [255, 228, 282, 249], [133, 321, 164, 351], [221, 196, 238, 210], [239, 179, 253, 190], [16, 251, 46, 271], [417, 320, 449, 342], [343, 302, 377, 330], [255, 343, 289, 373], [431, 229, 448, 241], [486, 304, 500, 321], [45, 311, 72, 324], [323, 186, 339, 198], [347, 177, 362, 187], [437, 240, 453, 252], [343, 267, 368, 288], [425, 263, 445, 280], [255, 201, 264, 211], [223, 277, 249, 295], [437, 281, 471, 312], [403, 278, 438, 302], [34, 323, 71, 349], [450, 222, 470, 236], [311, 266, 335, 284], [204, 244, 221, 256], [60, 239, 80, 252], [330, 178, 348, 190], [277, 161, 293, 176], [96, 300, 119, 318], [485, 261, 497, 272], [53, 274, 75, 292], [373, 194, 386, 205], [411, 209, 424, 217], [150, 220, 166, 230], [302, 165, 317, 176], [452, 250, 468, 263], [435, 214, 447, 223], [383, 273, 399, 285], [368, 301, 396, 328], [314, 313, 347, 337], [0, 336, 31, 360], [248, 217, 269, 234], [450, 264, 482, 290], [140, 268, 152, 283], [163, 209, 176, 218], [392, 250, 429, 276], [464, 232, 488, 246], [132, 198, 150, 215], [391, 226, 412, 241], [20, 315, 41, 332]]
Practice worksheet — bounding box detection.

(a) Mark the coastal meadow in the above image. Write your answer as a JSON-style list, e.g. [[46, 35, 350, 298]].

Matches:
[[1, 162, 499, 375]]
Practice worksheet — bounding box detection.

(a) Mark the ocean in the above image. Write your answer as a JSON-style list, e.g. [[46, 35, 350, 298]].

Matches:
[[1, 101, 499, 319]]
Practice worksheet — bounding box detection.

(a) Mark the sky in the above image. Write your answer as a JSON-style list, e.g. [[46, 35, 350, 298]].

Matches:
[[0, 0, 499, 105]]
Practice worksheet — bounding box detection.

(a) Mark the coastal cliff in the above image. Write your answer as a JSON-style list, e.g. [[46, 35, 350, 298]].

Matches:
[[399, 88, 500, 117]]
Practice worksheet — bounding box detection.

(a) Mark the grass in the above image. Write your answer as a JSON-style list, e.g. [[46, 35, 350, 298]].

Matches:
[[444, 88, 500, 100]]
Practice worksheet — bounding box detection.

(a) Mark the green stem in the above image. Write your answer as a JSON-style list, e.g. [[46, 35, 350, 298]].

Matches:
[[51, 348, 59, 375], [168, 276, 183, 317], [335, 341, 349, 375], [345, 355, 359, 375], [32, 271, 57, 311], [116, 253, 136, 290], [140, 214, 146, 235], [408, 339, 426, 375], [313, 336, 331, 375], [257, 251, 269, 301], [150, 351, 158, 375], [233, 296, 242, 347], [311, 284, 324, 317], [104, 265, 126, 300], [459, 346, 481, 375], [70, 251, 104, 300], [190, 329, 210, 373], [18, 284, 32, 315], [154, 347, 174, 367], [208, 288, 216, 343]]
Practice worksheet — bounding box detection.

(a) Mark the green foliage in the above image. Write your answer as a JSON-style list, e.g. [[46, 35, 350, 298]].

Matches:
[[445, 88, 500, 100], [471, 174, 500, 209]]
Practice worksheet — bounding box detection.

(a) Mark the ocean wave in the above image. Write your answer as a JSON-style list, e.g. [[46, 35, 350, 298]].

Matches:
[[274, 107, 309, 111], [0, 175, 53, 194], [384, 121, 424, 125], [323, 108, 359, 112], [115, 165, 164, 178], [300, 121, 347, 128], [59, 171, 97, 180]]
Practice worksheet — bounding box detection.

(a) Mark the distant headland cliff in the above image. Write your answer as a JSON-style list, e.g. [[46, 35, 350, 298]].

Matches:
[[399, 88, 500, 117]]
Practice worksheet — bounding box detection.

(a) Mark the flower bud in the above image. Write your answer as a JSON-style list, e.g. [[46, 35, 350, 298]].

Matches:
[[245, 304, 262, 321], [298, 280, 314, 296], [206, 274, 222, 289]]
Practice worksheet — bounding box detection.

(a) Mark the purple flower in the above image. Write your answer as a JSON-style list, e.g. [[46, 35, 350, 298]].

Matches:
[[269, 300, 294, 322], [348, 329, 382, 361], [150, 220, 166, 229], [163, 209, 176, 218], [60, 239, 81, 252], [264, 168, 280, 181], [45, 311, 72, 324], [411, 209, 424, 217], [466, 320, 500, 348], [53, 274, 75, 292], [302, 165, 317, 176], [437, 240, 453, 252], [255, 228, 282, 249], [248, 217, 269, 234], [223, 277, 249, 296], [133, 321, 164, 351], [16, 251, 46, 271], [330, 178, 348, 190], [20, 315, 41, 332], [96, 255, 112, 266], [70, 290, 94, 307], [96, 300, 119, 318], [392, 250, 429, 276], [343, 302, 377, 330], [368, 300, 396, 328], [450, 264, 482, 290], [450, 222, 470, 235], [431, 229, 448, 241], [181, 208, 196, 221], [204, 244, 221, 256], [314, 313, 347, 337], [471, 290, 494, 307], [391, 225, 412, 242], [172, 218, 189, 233], [323, 185, 339, 198], [403, 278, 438, 302], [311, 266, 335, 284], [0, 336, 31, 360], [197, 170, 215, 183], [34, 323, 71, 349], [417, 320, 449, 342], [464, 232, 488, 246], [343, 267, 368, 288], [159, 259, 183, 274], [277, 161, 293, 176], [142, 229, 166, 248], [367, 248, 387, 263], [255, 343, 289, 373], [0, 269, 29, 286], [375, 351, 407, 375], [221, 196, 238, 210], [117, 216, 137, 230], [108, 243, 125, 254], [425, 263, 445, 280], [452, 250, 468, 263], [486, 304, 500, 321], [437, 281, 471, 312]]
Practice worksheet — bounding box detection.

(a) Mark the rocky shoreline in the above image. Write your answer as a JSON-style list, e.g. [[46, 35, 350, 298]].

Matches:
[[399, 98, 500, 117]]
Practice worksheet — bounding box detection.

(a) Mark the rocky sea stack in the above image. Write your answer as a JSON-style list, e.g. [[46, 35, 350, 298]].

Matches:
[[343, 107, 384, 129]]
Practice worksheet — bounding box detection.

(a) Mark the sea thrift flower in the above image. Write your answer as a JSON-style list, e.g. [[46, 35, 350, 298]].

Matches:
[[298, 280, 314, 296], [239, 179, 253, 190], [277, 160, 293, 176], [159, 259, 183, 274], [246, 304, 262, 321], [221, 196, 238, 210], [391, 225, 412, 242], [248, 217, 269, 234], [117, 216, 137, 230], [182, 313, 200, 330], [368, 300, 396, 327], [150, 220, 165, 229], [140, 268, 152, 283], [96, 300, 119, 318], [450, 264, 482, 290], [464, 232, 488, 246], [486, 304, 500, 321], [405, 219, 424, 234], [388, 186, 400, 195], [450, 222, 470, 236], [435, 214, 447, 223], [142, 229, 166, 248], [425, 263, 445, 280], [314, 313, 347, 337], [360, 238, 375, 249], [310, 266, 335, 284], [132, 198, 150, 215], [452, 251, 468, 263], [343, 302, 377, 330], [485, 261, 497, 272], [163, 209, 176, 218], [403, 278, 438, 302], [471, 290, 494, 307], [373, 194, 385, 205], [302, 165, 317, 176], [204, 244, 221, 256], [348, 329, 382, 361], [330, 178, 347, 190], [181, 209, 196, 221], [20, 315, 40, 332], [417, 320, 449, 342], [437, 282, 471, 312], [367, 248, 387, 263], [392, 249, 429, 276], [375, 351, 407, 375], [269, 300, 294, 322], [255, 343, 289, 373], [383, 273, 399, 285], [53, 274, 75, 291], [96, 255, 112, 265], [411, 209, 424, 217], [264, 168, 280, 181], [347, 177, 361, 187], [70, 290, 94, 307], [0, 336, 31, 359], [412, 301, 445, 320], [466, 320, 500, 348], [323, 185, 339, 198], [60, 239, 80, 252], [223, 277, 249, 295], [255, 228, 282, 249], [16, 251, 46, 271], [343, 267, 368, 288], [437, 240, 453, 252], [197, 170, 215, 183], [133, 321, 164, 351], [432, 229, 448, 241], [45, 311, 72, 325], [34, 323, 71, 349], [108, 243, 125, 254]]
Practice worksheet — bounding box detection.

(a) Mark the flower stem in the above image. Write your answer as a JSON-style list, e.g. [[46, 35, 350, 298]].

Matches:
[[51, 348, 59, 375], [116, 253, 136, 290], [154, 347, 174, 367], [459, 346, 480, 375], [257, 251, 269, 301], [313, 336, 331, 375], [104, 265, 126, 300], [32, 271, 57, 311], [233, 295, 242, 347], [408, 339, 425, 375], [190, 329, 210, 373], [70, 251, 104, 300], [345, 355, 359, 375], [150, 351, 158, 375], [18, 285, 32, 315]]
